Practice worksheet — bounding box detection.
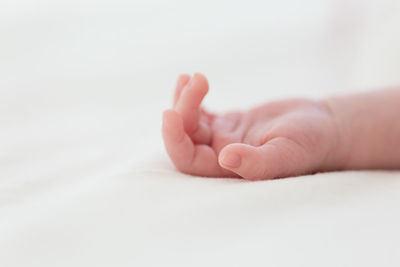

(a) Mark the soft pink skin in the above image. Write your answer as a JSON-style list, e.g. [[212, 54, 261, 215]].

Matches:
[[163, 73, 400, 180], [162, 73, 344, 180]]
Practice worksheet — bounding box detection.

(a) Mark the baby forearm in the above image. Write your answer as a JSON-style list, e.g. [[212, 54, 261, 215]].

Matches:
[[326, 89, 400, 170]]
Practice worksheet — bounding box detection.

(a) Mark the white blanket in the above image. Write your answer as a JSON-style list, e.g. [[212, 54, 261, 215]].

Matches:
[[1, 0, 400, 266]]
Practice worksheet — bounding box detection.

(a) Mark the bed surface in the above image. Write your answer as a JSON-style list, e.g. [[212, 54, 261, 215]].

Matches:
[[1, 0, 400, 266]]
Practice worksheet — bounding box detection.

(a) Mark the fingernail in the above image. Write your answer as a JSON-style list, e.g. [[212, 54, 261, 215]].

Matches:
[[221, 153, 241, 168]]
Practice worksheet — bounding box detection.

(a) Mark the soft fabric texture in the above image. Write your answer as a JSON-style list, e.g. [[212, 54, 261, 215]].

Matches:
[[1, 0, 400, 266]]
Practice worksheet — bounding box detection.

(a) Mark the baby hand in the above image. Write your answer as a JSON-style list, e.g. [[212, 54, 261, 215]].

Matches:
[[162, 73, 344, 180]]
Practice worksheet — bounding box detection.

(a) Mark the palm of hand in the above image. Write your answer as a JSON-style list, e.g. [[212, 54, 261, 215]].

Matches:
[[163, 73, 341, 180]]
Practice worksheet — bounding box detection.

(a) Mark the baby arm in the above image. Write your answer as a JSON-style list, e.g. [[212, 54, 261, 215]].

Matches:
[[325, 89, 400, 170]]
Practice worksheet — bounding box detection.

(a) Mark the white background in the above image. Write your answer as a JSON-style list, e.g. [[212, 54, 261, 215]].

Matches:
[[1, 0, 400, 266]]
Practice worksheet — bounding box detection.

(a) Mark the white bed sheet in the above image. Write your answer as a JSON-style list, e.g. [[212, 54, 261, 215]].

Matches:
[[1, 0, 400, 266]]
